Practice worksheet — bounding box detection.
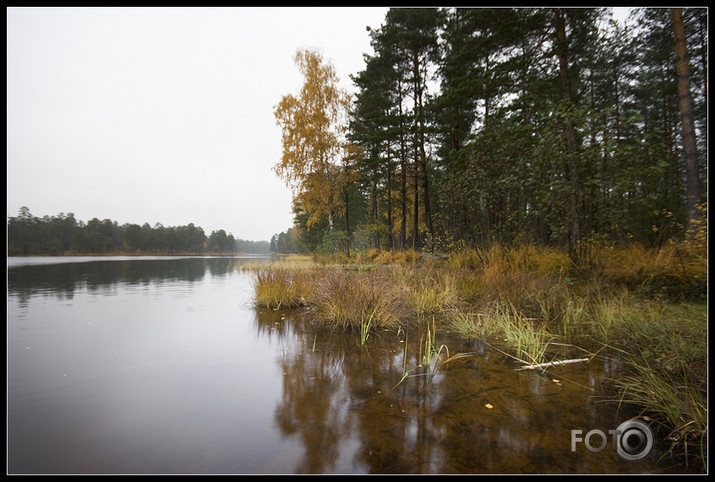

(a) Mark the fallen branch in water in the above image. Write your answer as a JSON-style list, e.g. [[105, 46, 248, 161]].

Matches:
[[481, 340, 600, 373], [517, 357, 590, 370]]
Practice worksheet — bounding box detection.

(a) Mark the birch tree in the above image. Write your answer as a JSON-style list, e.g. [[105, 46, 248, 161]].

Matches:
[[274, 48, 352, 230]]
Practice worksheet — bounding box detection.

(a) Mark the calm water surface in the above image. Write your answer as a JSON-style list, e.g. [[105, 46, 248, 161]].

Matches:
[[7, 257, 670, 474]]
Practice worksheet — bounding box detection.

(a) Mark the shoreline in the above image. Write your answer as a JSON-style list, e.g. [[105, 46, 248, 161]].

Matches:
[[248, 244, 707, 472]]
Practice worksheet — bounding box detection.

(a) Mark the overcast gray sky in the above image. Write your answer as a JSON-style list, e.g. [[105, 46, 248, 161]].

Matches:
[[7, 6, 389, 242]]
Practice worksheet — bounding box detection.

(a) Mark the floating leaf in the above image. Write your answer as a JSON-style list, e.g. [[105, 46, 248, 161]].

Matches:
[[485, 403, 494, 409]]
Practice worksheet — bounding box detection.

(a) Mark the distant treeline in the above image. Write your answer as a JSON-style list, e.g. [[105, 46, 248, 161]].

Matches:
[[7, 207, 270, 256], [270, 227, 305, 254]]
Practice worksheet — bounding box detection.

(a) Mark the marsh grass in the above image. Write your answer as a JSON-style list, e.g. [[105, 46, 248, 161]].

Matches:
[[359, 312, 374, 345], [599, 299, 707, 470], [582, 240, 707, 303], [440, 242, 704, 466], [448, 308, 491, 339], [419, 318, 448, 368], [250, 241, 706, 465], [313, 268, 407, 331], [615, 358, 707, 469], [393, 322, 479, 388], [400, 264, 459, 323], [490, 302, 553, 365], [370, 248, 422, 265], [251, 264, 314, 309], [447, 303, 554, 365], [588, 290, 631, 339]]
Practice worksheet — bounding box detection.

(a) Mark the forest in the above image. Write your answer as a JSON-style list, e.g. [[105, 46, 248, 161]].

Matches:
[[271, 7, 707, 257], [6, 206, 270, 255]]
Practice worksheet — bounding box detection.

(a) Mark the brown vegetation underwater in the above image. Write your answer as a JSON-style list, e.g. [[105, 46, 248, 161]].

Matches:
[[246, 241, 707, 471]]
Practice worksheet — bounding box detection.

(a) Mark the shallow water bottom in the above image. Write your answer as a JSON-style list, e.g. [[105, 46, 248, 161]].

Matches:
[[265, 310, 664, 474]]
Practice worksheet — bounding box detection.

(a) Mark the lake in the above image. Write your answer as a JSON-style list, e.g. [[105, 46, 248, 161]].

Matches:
[[7, 256, 670, 474]]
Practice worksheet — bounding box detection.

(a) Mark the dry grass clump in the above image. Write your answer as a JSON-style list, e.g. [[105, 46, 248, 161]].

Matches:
[[251, 264, 315, 309], [312, 268, 408, 329], [395, 264, 459, 323], [371, 248, 422, 265], [447, 244, 572, 276], [583, 241, 707, 302], [598, 241, 703, 282], [251, 255, 459, 332]]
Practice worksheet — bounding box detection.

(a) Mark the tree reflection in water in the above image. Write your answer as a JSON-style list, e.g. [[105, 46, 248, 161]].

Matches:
[[255, 309, 656, 474]]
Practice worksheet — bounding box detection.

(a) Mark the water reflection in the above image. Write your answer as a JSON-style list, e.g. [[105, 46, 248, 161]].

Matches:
[[261, 311, 663, 474], [7, 257, 262, 305]]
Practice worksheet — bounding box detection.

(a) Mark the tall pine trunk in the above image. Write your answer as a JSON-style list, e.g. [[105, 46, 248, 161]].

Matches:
[[554, 9, 582, 251], [670, 8, 701, 237], [386, 140, 394, 250], [412, 53, 421, 250], [419, 127, 433, 249], [399, 96, 407, 250], [344, 164, 351, 255], [413, 145, 420, 250]]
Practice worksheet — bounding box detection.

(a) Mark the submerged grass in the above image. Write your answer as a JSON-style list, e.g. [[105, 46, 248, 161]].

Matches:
[[615, 357, 707, 470], [249, 241, 707, 468]]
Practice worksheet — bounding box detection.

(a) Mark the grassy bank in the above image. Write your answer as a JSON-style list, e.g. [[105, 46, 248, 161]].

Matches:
[[246, 241, 707, 469]]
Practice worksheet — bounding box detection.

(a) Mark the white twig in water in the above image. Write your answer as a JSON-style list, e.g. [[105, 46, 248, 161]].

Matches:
[[518, 357, 590, 370]]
